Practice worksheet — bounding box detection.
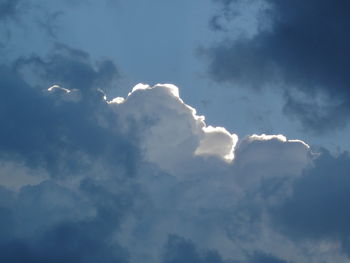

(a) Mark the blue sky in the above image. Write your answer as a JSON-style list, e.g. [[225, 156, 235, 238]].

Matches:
[[1, 1, 350, 262]]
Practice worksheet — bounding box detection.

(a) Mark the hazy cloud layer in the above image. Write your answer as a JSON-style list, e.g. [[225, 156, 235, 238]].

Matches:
[[206, 0, 350, 133]]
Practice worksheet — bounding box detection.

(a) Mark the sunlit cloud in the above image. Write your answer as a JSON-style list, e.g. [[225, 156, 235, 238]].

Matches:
[[47, 84, 71, 93]]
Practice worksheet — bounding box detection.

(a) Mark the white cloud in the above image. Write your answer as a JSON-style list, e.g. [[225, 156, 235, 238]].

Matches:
[[195, 125, 238, 161], [47, 85, 71, 93], [108, 83, 239, 174]]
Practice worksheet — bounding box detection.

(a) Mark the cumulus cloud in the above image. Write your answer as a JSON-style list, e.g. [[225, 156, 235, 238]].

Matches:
[[1, 0, 349, 261], [0, 64, 348, 263], [109, 83, 238, 175], [205, 0, 350, 133], [103, 83, 319, 262]]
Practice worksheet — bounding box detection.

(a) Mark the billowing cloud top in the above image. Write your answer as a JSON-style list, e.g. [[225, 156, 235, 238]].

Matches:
[[108, 83, 238, 174]]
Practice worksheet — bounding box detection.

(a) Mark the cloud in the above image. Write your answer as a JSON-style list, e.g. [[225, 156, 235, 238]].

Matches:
[[272, 149, 350, 256], [104, 84, 315, 262], [161, 235, 290, 263], [195, 126, 237, 161], [0, 182, 131, 263], [0, 58, 347, 262], [162, 235, 226, 263], [15, 43, 120, 94], [205, 0, 350, 133], [0, 45, 141, 262], [109, 83, 238, 175], [1, 0, 349, 260], [0, 0, 23, 21], [0, 44, 134, 176]]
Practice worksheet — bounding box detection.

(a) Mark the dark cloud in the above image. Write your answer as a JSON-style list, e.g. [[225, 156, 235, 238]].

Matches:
[[0, 0, 24, 45], [0, 179, 133, 263], [162, 235, 290, 263], [0, 39, 143, 261], [0, 223, 128, 263], [15, 43, 120, 94], [0, 44, 135, 176], [272, 149, 350, 255], [0, 0, 22, 21], [282, 93, 349, 134], [162, 235, 226, 263], [207, 0, 350, 133], [36, 11, 64, 39], [247, 251, 290, 263]]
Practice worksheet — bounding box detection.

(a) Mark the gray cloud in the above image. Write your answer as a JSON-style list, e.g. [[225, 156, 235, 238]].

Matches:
[[0, 0, 23, 21], [0, 35, 347, 262], [162, 235, 290, 263], [0, 42, 142, 262], [272, 149, 350, 256], [2, 49, 349, 262], [0, 44, 133, 176], [162, 235, 226, 263], [0, 0, 348, 261], [0, 180, 133, 263], [247, 252, 290, 263], [14, 43, 120, 94], [206, 0, 350, 133]]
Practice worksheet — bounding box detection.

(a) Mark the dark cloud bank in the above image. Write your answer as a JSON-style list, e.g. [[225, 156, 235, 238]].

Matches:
[[206, 0, 350, 133], [0, 44, 139, 262]]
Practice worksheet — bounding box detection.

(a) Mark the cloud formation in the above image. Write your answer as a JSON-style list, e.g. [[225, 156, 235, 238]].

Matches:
[[0, 65, 133, 176], [273, 149, 350, 256], [0, 52, 349, 262], [3, 1, 349, 262], [109, 83, 238, 174], [206, 0, 350, 133], [15, 43, 120, 94]]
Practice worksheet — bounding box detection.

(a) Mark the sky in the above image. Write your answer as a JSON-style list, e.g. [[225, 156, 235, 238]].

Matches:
[[1, 0, 350, 262]]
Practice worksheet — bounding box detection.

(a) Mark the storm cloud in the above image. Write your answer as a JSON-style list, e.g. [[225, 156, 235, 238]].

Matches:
[[206, 0, 350, 133]]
